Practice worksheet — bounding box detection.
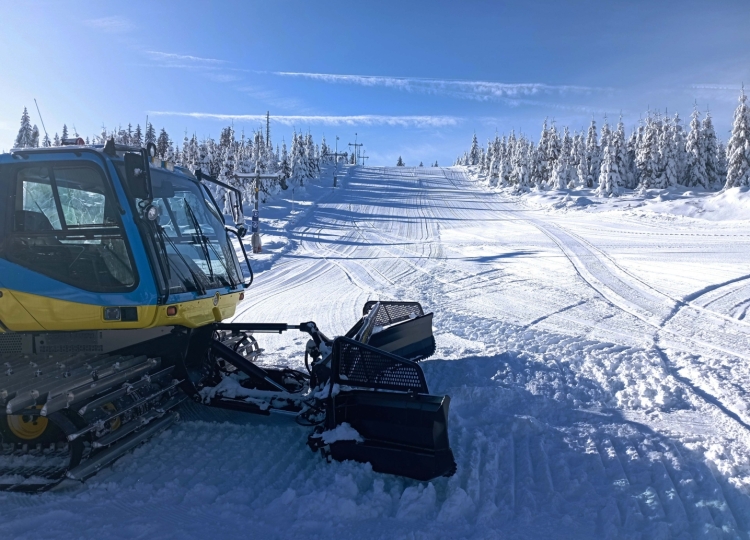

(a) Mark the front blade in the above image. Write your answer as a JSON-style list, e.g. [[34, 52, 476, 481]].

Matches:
[[368, 313, 436, 361], [325, 390, 456, 481], [314, 336, 455, 481]]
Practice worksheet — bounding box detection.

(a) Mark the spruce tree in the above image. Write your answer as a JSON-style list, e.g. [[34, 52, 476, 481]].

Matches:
[[585, 119, 600, 187], [145, 122, 156, 145], [596, 145, 622, 197], [31, 126, 39, 147], [672, 113, 688, 182], [156, 128, 170, 158], [133, 124, 143, 147], [61, 124, 69, 141], [613, 117, 632, 189], [685, 106, 708, 188], [396, 156, 405, 166], [717, 141, 728, 182], [53, 133, 60, 146], [572, 133, 587, 188], [625, 128, 639, 188], [636, 115, 660, 189], [659, 115, 679, 187], [468, 133, 480, 166], [725, 88, 750, 188], [14, 107, 34, 148], [702, 111, 720, 188], [551, 126, 572, 190]]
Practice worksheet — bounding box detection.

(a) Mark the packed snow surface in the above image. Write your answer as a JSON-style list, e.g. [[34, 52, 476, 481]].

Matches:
[[3, 166, 750, 539]]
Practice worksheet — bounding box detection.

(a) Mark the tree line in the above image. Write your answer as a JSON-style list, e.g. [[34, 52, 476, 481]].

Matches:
[[10, 109, 353, 210], [456, 89, 750, 195]]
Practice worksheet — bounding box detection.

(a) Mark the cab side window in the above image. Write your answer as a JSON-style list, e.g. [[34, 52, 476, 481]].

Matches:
[[2, 163, 138, 292]]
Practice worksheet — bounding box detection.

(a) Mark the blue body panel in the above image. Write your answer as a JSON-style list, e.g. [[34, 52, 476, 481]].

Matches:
[[0, 150, 239, 307]]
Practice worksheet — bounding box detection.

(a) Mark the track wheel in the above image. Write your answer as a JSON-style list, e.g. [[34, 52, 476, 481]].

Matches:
[[6, 406, 48, 441], [101, 403, 121, 431]]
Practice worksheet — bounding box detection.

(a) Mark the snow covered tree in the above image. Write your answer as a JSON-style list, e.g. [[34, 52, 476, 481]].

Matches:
[[636, 115, 660, 189], [596, 145, 622, 196], [550, 126, 573, 190], [625, 127, 639, 189], [14, 107, 34, 148], [685, 106, 708, 188], [717, 141, 728, 183], [53, 133, 60, 146], [585, 119, 600, 188], [133, 124, 143, 147], [572, 132, 587, 188], [599, 116, 612, 154], [702, 111, 720, 188], [613, 117, 632, 189], [61, 124, 69, 141], [396, 156, 405, 166], [145, 122, 156, 145], [42, 133, 51, 148], [468, 133, 480, 166], [156, 128, 170, 158], [659, 115, 679, 187], [724, 88, 750, 188], [672, 113, 688, 183]]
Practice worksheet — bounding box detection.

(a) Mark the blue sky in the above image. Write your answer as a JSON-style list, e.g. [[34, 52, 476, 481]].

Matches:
[[1, 0, 748, 165]]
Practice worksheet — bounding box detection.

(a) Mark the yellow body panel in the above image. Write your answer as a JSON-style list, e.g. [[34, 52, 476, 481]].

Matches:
[[0, 288, 241, 332]]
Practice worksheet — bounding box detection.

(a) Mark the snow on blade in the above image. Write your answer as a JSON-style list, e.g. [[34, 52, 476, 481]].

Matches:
[[320, 422, 364, 444]]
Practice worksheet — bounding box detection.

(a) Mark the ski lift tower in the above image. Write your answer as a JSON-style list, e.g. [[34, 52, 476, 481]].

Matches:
[[348, 132, 363, 166], [329, 135, 348, 187], [234, 168, 284, 253]]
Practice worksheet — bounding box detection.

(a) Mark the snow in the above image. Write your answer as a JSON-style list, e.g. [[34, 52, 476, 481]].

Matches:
[[499, 181, 750, 222], [320, 422, 363, 444], [3, 166, 750, 539]]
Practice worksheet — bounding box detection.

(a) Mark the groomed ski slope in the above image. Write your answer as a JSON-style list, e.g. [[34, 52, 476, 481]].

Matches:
[[3, 166, 750, 539]]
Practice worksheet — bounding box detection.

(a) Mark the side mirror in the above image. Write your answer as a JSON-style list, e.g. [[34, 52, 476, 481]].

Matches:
[[124, 149, 153, 200]]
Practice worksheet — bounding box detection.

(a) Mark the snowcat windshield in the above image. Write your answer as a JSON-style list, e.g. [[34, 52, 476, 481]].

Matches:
[[146, 169, 240, 294]]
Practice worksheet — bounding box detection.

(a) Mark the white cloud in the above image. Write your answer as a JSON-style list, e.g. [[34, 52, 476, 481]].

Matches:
[[148, 111, 461, 128], [272, 72, 606, 102], [690, 84, 743, 91], [144, 51, 227, 66], [84, 16, 134, 33]]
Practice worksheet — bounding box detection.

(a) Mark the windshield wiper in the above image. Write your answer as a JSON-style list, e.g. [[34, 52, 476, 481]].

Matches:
[[203, 235, 238, 288], [154, 223, 207, 296], [184, 201, 215, 283]]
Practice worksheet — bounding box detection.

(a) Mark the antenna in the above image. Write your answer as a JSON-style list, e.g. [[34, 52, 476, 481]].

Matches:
[[266, 111, 271, 148], [33, 99, 49, 142]]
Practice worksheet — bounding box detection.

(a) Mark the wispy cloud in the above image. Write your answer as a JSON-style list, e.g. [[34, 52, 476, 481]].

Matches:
[[84, 16, 134, 33], [148, 111, 461, 128], [144, 51, 228, 66], [272, 72, 607, 102], [236, 86, 307, 111], [690, 84, 743, 91]]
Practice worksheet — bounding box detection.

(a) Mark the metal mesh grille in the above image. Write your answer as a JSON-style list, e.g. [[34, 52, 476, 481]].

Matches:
[[37, 332, 102, 354], [362, 302, 425, 327], [0, 335, 23, 355], [332, 337, 428, 393]]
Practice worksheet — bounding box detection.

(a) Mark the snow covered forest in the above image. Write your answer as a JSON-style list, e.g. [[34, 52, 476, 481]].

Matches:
[[10, 108, 341, 205], [456, 90, 750, 196]]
